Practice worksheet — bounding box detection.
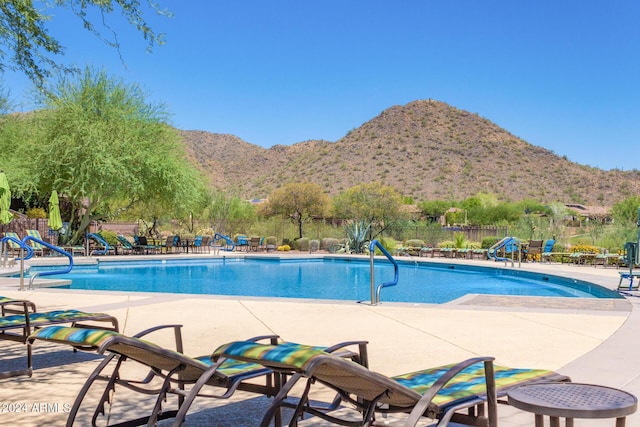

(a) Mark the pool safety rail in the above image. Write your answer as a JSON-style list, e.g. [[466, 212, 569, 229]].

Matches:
[[213, 233, 235, 253], [487, 236, 522, 267], [369, 239, 399, 305], [0, 235, 73, 290]]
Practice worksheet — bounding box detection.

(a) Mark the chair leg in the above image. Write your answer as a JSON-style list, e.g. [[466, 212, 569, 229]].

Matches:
[[171, 358, 229, 426], [259, 372, 306, 427], [66, 353, 118, 427]]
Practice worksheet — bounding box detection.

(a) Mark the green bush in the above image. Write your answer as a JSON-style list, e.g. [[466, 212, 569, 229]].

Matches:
[[265, 236, 277, 245], [26, 208, 47, 219], [98, 230, 118, 246], [376, 237, 397, 255], [481, 236, 500, 249]]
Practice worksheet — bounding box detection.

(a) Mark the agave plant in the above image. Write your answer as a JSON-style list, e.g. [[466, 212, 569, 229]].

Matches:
[[345, 220, 371, 254]]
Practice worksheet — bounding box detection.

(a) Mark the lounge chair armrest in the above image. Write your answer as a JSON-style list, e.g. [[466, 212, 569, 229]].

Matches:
[[323, 340, 369, 367], [246, 334, 280, 345], [404, 357, 496, 427], [1, 300, 37, 316], [130, 324, 184, 352], [130, 324, 183, 338]]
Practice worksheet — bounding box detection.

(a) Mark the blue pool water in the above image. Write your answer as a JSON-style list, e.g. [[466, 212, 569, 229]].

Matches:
[[23, 257, 621, 304]]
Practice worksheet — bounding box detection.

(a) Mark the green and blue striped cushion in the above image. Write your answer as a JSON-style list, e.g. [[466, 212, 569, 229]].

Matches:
[[394, 363, 559, 406], [216, 341, 560, 408], [29, 325, 120, 347], [214, 341, 328, 370], [26, 230, 44, 249], [0, 310, 109, 328], [29, 326, 268, 376]]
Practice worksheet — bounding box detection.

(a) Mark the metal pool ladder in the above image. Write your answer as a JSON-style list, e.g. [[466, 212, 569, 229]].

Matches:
[[369, 239, 399, 305]]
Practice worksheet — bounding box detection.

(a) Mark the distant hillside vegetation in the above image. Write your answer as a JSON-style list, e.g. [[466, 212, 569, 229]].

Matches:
[[180, 100, 640, 206]]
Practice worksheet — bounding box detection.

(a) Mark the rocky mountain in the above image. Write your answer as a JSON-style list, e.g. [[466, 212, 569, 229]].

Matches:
[[180, 100, 640, 206]]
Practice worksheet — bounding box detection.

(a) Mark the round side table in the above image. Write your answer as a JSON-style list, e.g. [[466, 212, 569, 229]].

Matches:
[[508, 382, 637, 427]]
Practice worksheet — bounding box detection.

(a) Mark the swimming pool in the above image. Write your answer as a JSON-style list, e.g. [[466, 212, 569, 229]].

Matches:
[[23, 257, 622, 304]]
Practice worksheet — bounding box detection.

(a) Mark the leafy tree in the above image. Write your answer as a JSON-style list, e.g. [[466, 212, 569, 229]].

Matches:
[[333, 182, 405, 239], [265, 182, 330, 239], [418, 200, 451, 222], [611, 196, 640, 226], [611, 196, 640, 243], [0, 0, 170, 88], [14, 67, 206, 244], [202, 190, 256, 235]]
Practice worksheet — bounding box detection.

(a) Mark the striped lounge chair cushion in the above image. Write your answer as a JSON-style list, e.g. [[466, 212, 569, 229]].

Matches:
[[394, 363, 562, 406], [0, 310, 110, 329], [29, 326, 267, 375], [214, 341, 329, 371]]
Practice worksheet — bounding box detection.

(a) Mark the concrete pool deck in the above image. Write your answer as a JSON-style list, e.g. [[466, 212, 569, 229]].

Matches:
[[0, 253, 639, 426]]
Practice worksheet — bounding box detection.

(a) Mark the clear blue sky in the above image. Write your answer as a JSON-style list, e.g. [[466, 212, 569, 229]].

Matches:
[[4, 1, 640, 171]]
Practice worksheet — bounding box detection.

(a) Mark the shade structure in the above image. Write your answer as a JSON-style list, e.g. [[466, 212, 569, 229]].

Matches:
[[0, 172, 12, 224], [48, 190, 63, 231]]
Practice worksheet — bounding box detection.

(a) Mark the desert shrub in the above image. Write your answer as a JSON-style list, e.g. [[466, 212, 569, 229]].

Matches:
[[321, 237, 340, 250], [309, 239, 320, 252], [453, 232, 466, 248], [405, 239, 424, 248], [438, 240, 455, 248], [266, 236, 277, 245], [294, 238, 309, 251]]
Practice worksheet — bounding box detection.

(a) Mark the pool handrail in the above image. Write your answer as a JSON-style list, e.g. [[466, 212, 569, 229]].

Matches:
[[369, 239, 399, 305], [213, 233, 235, 252], [21, 235, 74, 290], [0, 235, 34, 262]]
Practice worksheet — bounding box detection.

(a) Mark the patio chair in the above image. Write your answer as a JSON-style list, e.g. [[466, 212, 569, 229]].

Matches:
[[2, 232, 21, 255], [210, 340, 570, 427], [28, 325, 368, 427], [525, 239, 544, 261], [1, 309, 118, 378], [162, 235, 180, 254], [26, 229, 48, 256], [249, 236, 261, 252]]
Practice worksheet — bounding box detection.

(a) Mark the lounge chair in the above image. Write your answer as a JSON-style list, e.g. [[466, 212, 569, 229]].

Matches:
[[1, 309, 118, 378], [26, 229, 48, 256], [2, 231, 21, 255], [210, 340, 569, 427], [0, 296, 37, 315], [28, 325, 368, 426], [134, 235, 160, 254], [115, 234, 138, 254], [541, 239, 570, 263]]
